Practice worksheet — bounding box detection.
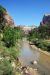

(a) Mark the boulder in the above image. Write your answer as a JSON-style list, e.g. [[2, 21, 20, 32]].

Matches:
[[31, 60, 37, 65]]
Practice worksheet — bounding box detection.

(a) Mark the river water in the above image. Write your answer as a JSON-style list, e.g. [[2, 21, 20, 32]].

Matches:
[[19, 38, 50, 75]]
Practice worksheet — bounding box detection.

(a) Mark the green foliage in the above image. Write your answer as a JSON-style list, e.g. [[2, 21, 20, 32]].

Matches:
[[0, 40, 19, 59], [28, 24, 50, 52], [0, 40, 20, 75], [14, 27, 23, 40], [0, 21, 6, 31], [0, 59, 15, 75], [0, 5, 6, 31], [3, 26, 17, 47], [0, 5, 23, 75], [31, 39, 50, 52], [28, 24, 50, 41], [0, 5, 6, 19], [28, 28, 40, 41], [8, 46, 19, 59], [38, 24, 50, 39], [0, 5, 6, 13]]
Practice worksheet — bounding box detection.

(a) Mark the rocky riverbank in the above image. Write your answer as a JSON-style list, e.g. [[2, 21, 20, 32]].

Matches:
[[18, 65, 40, 75]]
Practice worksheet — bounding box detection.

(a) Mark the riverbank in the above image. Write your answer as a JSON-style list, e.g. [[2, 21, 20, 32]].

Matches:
[[30, 45, 50, 56], [20, 66, 40, 75], [19, 38, 50, 75], [30, 44, 50, 71]]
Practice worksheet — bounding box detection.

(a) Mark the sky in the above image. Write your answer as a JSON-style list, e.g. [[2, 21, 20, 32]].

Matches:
[[0, 0, 50, 26]]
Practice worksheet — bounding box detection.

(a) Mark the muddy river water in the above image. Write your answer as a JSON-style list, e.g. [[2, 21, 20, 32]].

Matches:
[[19, 38, 50, 75]]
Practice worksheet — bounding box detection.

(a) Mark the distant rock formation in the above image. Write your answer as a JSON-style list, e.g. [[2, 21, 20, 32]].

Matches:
[[20, 26, 35, 34], [40, 14, 50, 26], [0, 5, 14, 28], [15, 25, 35, 35], [4, 12, 14, 28]]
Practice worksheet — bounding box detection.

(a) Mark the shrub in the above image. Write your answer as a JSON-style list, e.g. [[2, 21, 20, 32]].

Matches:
[[46, 43, 50, 52], [38, 43, 47, 50], [3, 26, 17, 47], [0, 59, 15, 75], [14, 27, 23, 40], [32, 39, 40, 46]]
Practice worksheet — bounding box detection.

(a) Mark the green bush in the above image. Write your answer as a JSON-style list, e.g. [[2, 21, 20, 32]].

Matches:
[[46, 43, 50, 51], [3, 26, 17, 47], [0, 41, 20, 75], [14, 27, 23, 40], [38, 43, 47, 50], [32, 39, 50, 52], [32, 39, 40, 46], [0, 59, 15, 75]]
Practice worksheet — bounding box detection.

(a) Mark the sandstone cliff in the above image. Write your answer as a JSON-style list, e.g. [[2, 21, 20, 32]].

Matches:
[[4, 12, 14, 27], [0, 5, 14, 28]]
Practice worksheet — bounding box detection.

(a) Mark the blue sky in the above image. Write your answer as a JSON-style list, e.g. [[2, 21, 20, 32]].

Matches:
[[0, 0, 50, 26]]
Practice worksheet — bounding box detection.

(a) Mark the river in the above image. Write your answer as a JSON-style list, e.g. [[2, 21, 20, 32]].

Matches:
[[19, 38, 50, 75]]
